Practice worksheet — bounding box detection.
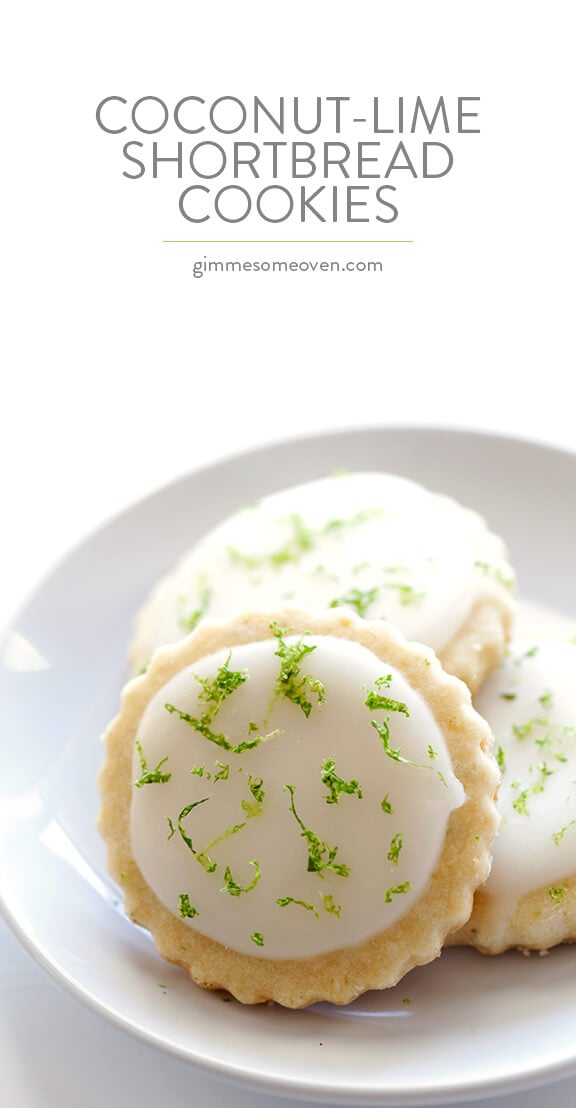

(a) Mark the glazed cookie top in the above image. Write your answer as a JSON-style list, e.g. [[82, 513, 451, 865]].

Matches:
[[130, 626, 465, 960], [475, 639, 576, 911], [130, 471, 514, 673]]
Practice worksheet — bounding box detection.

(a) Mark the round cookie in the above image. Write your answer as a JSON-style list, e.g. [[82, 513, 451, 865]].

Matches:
[[100, 609, 499, 1007], [451, 638, 576, 953], [129, 472, 515, 692]]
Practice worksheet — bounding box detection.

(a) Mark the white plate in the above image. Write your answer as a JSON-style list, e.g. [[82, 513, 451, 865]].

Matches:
[[2, 426, 576, 1107]]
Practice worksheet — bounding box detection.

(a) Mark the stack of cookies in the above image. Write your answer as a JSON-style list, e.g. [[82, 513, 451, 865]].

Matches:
[[98, 472, 576, 1007]]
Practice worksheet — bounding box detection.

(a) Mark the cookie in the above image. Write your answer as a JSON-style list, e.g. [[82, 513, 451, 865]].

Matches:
[[99, 608, 499, 1007], [451, 638, 576, 953], [129, 472, 515, 692]]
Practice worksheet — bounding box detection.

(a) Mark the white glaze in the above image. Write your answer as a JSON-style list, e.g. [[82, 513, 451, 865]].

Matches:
[[131, 634, 464, 959], [475, 637, 576, 911], [132, 472, 513, 672], [515, 598, 576, 641]]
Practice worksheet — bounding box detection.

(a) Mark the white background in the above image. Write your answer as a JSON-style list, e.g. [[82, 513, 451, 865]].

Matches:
[[3, 0, 575, 627], [1, 1, 575, 1105]]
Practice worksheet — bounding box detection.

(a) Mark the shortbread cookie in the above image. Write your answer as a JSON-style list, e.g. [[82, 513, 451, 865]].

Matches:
[[100, 609, 499, 1007], [451, 638, 576, 953], [129, 472, 515, 691]]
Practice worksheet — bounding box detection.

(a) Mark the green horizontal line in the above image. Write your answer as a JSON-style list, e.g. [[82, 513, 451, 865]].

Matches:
[[161, 240, 414, 244]]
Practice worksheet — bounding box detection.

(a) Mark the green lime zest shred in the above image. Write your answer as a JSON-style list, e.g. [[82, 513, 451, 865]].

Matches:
[[320, 758, 362, 804], [178, 893, 199, 919], [271, 622, 326, 717], [384, 881, 413, 904], [284, 784, 350, 877], [221, 859, 261, 897], [133, 739, 171, 788]]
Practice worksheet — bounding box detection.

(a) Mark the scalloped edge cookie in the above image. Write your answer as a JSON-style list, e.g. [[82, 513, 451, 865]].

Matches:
[[127, 472, 515, 694], [99, 608, 500, 1007], [448, 878, 576, 954]]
